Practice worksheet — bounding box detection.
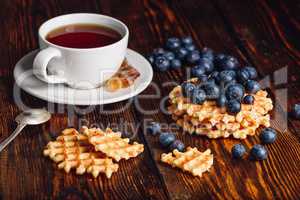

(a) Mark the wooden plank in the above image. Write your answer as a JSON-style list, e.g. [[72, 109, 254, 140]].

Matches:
[[0, 0, 169, 199], [129, 0, 300, 199]]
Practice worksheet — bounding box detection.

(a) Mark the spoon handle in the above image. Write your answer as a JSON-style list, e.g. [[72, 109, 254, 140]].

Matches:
[[0, 123, 27, 152]]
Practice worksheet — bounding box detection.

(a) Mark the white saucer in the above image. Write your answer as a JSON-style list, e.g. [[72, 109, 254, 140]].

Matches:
[[14, 49, 153, 105]]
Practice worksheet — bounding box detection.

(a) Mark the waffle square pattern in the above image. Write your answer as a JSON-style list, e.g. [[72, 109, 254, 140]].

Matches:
[[44, 127, 144, 178], [81, 126, 144, 162], [161, 147, 213, 177], [44, 128, 119, 178]]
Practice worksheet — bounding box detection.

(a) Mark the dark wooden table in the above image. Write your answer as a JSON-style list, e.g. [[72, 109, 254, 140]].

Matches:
[[0, 0, 300, 199]]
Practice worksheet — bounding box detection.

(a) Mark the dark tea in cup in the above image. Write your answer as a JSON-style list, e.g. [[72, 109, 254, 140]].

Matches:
[[46, 23, 122, 48]]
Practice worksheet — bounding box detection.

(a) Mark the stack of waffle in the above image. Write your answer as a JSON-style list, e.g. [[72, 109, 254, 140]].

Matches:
[[44, 127, 144, 178], [168, 79, 273, 139]]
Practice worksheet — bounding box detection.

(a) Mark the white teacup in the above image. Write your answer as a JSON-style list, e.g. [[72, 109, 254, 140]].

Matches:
[[33, 13, 129, 89]]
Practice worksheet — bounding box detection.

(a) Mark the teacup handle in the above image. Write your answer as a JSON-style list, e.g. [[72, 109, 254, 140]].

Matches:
[[33, 47, 66, 84]]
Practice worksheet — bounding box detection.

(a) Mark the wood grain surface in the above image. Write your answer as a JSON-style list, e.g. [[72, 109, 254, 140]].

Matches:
[[0, 0, 299, 199]]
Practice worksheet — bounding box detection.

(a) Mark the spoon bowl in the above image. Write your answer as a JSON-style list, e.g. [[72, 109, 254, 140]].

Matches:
[[0, 108, 51, 152], [16, 109, 51, 125]]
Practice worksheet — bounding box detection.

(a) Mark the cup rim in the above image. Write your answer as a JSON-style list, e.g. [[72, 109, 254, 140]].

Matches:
[[38, 13, 129, 51]]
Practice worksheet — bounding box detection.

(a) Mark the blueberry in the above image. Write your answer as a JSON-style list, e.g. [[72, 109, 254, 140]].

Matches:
[[147, 122, 161, 136], [191, 89, 206, 104], [198, 57, 214, 73], [154, 56, 170, 71], [164, 51, 175, 61], [181, 36, 193, 45], [200, 83, 220, 100], [170, 59, 182, 70], [201, 47, 214, 61], [159, 132, 176, 147], [214, 53, 226, 66], [219, 70, 236, 83], [153, 48, 165, 56], [169, 140, 185, 152], [245, 80, 260, 94], [225, 84, 245, 101], [224, 79, 237, 89], [186, 50, 201, 64], [176, 47, 189, 60], [191, 65, 206, 78], [184, 44, 196, 52], [166, 37, 181, 50], [260, 128, 277, 144], [198, 75, 208, 82], [250, 144, 268, 160], [181, 82, 196, 97], [244, 66, 258, 79], [147, 54, 155, 65], [217, 94, 227, 107], [219, 56, 239, 70], [243, 95, 254, 104], [227, 99, 241, 114], [237, 68, 250, 83], [292, 104, 300, 119], [231, 144, 246, 159]]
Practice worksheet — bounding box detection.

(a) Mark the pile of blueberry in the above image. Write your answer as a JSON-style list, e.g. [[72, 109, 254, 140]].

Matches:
[[147, 122, 185, 152], [147, 36, 199, 71], [148, 36, 261, 115], [231, 127, 277, 160], [181, 58, 260, 114]]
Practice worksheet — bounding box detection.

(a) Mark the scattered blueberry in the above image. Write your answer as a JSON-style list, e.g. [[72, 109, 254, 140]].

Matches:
[[244, 66, 258, 79], [225, 84, 245, 101], [181, 82, 196, 97], [198, 57, 214, 73], [292, 104, 300, 119], [152, 48, 165, 56], [245, 80, 261, 94], [164, 51, 175, 61], [184, 43, 196, 52], [191, 65, 206, 78], [250, 144, 268, 160], [201, 83, 220, 100], [154, 56, 170, 71], [191, 88, 206, 104], [169, 140, 185, 152], [147, 122, 161, 136], [170, 59, 182, 70], [181, 36, 193, 45], [231, 144, 246, 159], [219, 56, 239, 70], [227, 99, 241, 114], [186, 50, 201, 64], [243, 95, 254, 104], [237, 68, 250, 83], [219, 70, 236, 83], [147, 54, 155, 65], [217, 94, 227, 107], [159, 132, 176, 147], [166, 37, 181, 50], [176, 47, 189, 60], [260, 128, 277, 144]]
